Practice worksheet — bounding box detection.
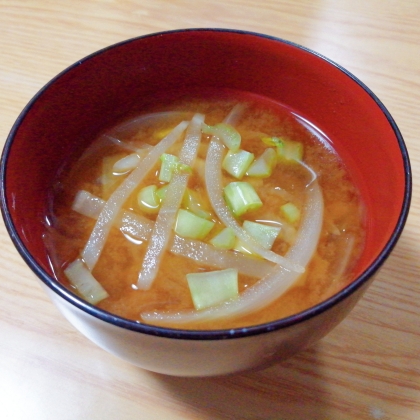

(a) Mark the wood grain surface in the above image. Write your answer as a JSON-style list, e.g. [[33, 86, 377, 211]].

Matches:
[[1, 1, 419, 419]]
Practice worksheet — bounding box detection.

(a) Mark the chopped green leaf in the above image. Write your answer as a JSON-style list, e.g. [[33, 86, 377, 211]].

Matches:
[[186, 268, 239, 310], [159, 153, 179, 182], [182, 188, 212, 219], [280, 202, 301, 224], [261, 136, 282, 147], [159, 153, 192, 182], [246, 148, 277, 177], [243, 220, 281, 249], [210, 227, 236, 249], [233, 237, 256, 256], [233, 221, 281, 256], [202, 123, 241, 151], [222, 149, 255, 179], [261, 137, 304, 162], [155, 185, 168, 201], [137, 185, 161, 214], [276, 140, 303, 162], [224, 181, 263, 217], [64, 259, 109, 304], [174, 209, 215, 240]]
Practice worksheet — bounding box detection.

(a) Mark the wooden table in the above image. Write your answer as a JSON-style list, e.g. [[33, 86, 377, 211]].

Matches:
[[1, 1, 419, 419]]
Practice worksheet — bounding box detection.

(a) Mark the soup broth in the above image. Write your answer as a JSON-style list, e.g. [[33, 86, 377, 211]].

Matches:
[[45, 92, 365, 330]]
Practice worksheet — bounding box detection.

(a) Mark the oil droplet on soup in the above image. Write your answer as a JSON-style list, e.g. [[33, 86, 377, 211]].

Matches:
[[45, 92, 365, 330]]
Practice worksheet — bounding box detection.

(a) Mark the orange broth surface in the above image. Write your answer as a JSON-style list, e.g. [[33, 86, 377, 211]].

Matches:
[[46, 92, 365, 330]]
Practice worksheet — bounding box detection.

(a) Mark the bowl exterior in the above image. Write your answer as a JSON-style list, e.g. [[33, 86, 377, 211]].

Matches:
[[42, 276, 373, 376]]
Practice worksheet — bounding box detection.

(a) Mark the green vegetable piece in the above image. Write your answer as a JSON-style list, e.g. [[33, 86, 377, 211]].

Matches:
[[262, 137, 304, 162], [276, 139, 303, 162], [222, 149, 255, 179], [159, 153, 179, 182], [178, 163, 193, 174], [243, 220, 281, 249], [210, 227, 236, 249], [174, 209, 215, 240], [261, 136, 281, 147], [280, 202, 301, 224], [64, 259, 109, 305], [186, 268, 239, 310], [137, 185, 160, 214], [182, 188, 212, 219], [233, 221, 281, 256], [277, 141, 303, 161], [246, 148, 277, 177], [155, 185, 168, 201], [233, 237, 256, 256], [202, 123, 241, 151], [159, 153, 192, 183], [224, 181, 263, 217]]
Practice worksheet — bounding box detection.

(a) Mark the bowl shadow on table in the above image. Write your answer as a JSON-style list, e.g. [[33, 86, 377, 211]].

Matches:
[[149, 346, 330, 420], [147, 232, 420, 420]]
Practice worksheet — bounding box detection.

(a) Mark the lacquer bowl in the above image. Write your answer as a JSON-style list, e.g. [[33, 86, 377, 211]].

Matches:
[[0, 29, 411, 376]]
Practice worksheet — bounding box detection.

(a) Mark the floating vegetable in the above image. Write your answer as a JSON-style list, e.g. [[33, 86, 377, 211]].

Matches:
[[224, 181, 263, 217], [138, 113, 204, 290], [186, 268, 239, 310], [174, 209, 215, 240], [222, 149, 254, 179], [262, 136, 303, 162], [82, 120, 189, 271], [64, 259, 109, 304], [280, 202, 301, 224], [209, 227, 236, 249], [246, 148, 277, 177], [137, 185, 161, 214], [202, 123, 241, 151]]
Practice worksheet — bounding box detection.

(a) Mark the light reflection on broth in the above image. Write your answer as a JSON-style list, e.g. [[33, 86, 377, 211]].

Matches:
[[45, 92, 365, 330]]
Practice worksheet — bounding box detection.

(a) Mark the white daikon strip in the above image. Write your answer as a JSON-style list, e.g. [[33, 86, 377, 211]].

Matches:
[[112, 153, 142, 174], [72, 190, 105, 219], [81, 134, 152, 163], [72, 190, 272, 276], [103, 135, 143, 153], [108, 111, 190, 139], [81, 121, 188, 270], [73, 190, 154, 240], [64, 259, 109, 304], [137, 113, 205, 289], [205, 137, 304, 273], [170, 236, 274, 278], [141, 182, 323, 324], [223, 103, 246, 126], [297, 159, 318, 187], [119, 212, 154, 242]]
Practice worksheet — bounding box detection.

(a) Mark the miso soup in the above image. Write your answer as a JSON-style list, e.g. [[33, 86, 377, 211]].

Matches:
[[45, 92, 365, 330]]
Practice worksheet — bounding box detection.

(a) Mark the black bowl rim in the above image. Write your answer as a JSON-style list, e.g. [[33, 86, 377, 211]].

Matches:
[[0, 28, 412, 341]]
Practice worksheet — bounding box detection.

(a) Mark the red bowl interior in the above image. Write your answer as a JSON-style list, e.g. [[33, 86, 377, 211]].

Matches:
[[1, 29, 410, 323]]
